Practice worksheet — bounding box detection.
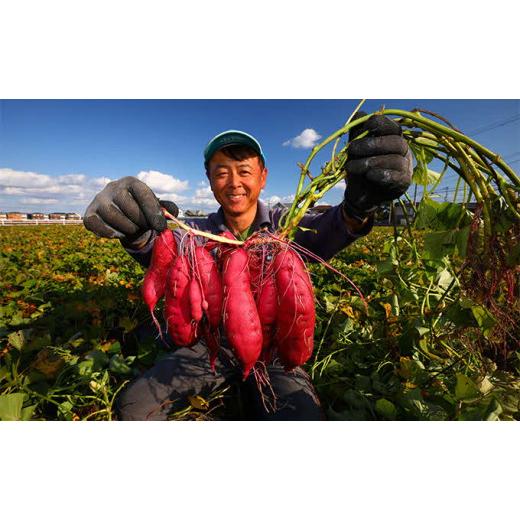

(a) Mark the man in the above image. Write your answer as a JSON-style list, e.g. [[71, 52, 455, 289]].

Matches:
[[83, 112, 413, 420]]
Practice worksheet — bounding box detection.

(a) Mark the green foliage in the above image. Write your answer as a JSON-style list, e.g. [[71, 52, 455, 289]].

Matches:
[[0, 223, 518, 421], [0, 226, 150, 420], [308, 225, 520, 422]]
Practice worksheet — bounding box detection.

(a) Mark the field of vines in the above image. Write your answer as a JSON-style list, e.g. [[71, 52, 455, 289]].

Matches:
[[1, 213, 519, 420]]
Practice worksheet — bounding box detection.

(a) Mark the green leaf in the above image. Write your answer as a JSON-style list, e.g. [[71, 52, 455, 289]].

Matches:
[[399, 388, 426, 417], [470, 306, 496, 337], [410, 143, 438, 186], [415, 325, 430, 337], [20, 405, 37, 421], [119, 317, 137, 333], [478, 376, 494, 395], [57, 401, 74, 420], [354, 374, 372, 392], [484, 399, 502, 421], [455, 373, 481, 401], [454, 226, 470, 258], [85, 350, 109, 371], [414, 197, 472, 232], [435, 268, 454, 291], [7, 329, 32, 351], [422, 228, 470, 260], [109, 354, 134, 375], [505, 242, 520, 267], [323, 294, 339, 314], [423, 231, 452, 260], [77, 359, 95, 377], [413, 163, 430, 186], [0, 393, 25, 420], [398, 357, 426, 383], [107, 341, 122, 354], [375, 398, 397, 420], [426, 169, 441, 185]]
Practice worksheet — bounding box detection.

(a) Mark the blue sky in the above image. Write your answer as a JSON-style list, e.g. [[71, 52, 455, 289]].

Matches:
[[0, 99, 518, 214]]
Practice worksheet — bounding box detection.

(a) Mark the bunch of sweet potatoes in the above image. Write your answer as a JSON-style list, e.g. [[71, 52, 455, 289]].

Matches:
[[142, 229, 315, 379]]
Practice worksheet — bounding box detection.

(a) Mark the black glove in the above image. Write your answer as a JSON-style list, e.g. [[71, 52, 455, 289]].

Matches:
[[83, 176, 179, 247], [343, 111, 413, 221]]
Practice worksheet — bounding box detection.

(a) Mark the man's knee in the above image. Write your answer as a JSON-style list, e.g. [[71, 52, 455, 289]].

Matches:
[[247, 364, 326, 420], [115, 377, 174, 420]]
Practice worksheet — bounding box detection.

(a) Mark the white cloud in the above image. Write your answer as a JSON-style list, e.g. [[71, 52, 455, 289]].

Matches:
[[179, 181, 219, 211], [283, 128, 322, 149], [194, 184, 213, 198], [0, 167, 245, 215], [262, 194, 295, 205], [0, 168, 54, 188], [188, 197, 219, 210], [20, 197, 59, 205], [137, 170, 189, 193], [155, 192, 189, 203], [57, 174, 86, 184], [2, 187, 26, 195], [0, 167, 117, 213], [333, 179, 347, 189], [93, 177, 112, 187]]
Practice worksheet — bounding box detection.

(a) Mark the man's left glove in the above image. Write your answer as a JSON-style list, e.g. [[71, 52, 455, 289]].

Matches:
[[343, 111, 413, 221]]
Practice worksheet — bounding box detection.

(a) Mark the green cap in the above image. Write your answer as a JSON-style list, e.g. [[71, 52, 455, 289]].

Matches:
[[204, 129, 265, 167]]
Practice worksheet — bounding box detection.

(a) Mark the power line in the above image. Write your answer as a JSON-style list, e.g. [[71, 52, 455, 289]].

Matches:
[[468, 114, 520, 136], [417, 151, 520, 184]]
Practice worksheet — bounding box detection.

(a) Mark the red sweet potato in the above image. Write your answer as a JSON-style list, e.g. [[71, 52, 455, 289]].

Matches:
[[222, 248, 262, 379], [273, 247, 315, 371], [142, 229, 177, 313], [164, 255, 198, 347], [189, 277, 203, 323], [256, 271, 278, 364], [195, 246, 223, 329], [248, 246, 278, 363]]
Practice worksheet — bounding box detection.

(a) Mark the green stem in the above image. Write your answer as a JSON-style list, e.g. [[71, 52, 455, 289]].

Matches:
[[385, 109, 520, 187], [278, 107, 519, 241]]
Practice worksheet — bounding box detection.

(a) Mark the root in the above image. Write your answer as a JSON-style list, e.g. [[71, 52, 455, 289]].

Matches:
[[253, 362, 278, 414]]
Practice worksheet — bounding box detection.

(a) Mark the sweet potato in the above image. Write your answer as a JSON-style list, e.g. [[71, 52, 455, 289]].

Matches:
[[273, 247, 315, 371], [195, 246, 223, 329], [189, 277, 203, 323], [222, 248, 262, 379], [164, 255, 198, 347], [142, 229, 177, 313], [256, 271, 278, 363], [247, 246, 278, 362]]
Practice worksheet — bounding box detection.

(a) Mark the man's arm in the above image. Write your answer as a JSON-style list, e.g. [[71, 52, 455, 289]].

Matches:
[[274, 112, 412, 261], [281, 204, 374, 262], [82, 177, 180, 269], [341, 204, 372, 233], [122, 229, 157, 268]]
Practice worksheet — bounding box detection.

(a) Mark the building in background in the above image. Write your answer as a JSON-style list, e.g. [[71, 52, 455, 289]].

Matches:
[[49, 212, 66, 220], [7, 212, 27, 220], [184, 209, 207, 217]]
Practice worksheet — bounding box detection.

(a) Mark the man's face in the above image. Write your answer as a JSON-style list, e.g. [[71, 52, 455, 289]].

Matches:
[[207, 150, 267, 218]]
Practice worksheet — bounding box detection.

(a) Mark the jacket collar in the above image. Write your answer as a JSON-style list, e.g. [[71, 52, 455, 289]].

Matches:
[[211, 200, 273, 234]]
